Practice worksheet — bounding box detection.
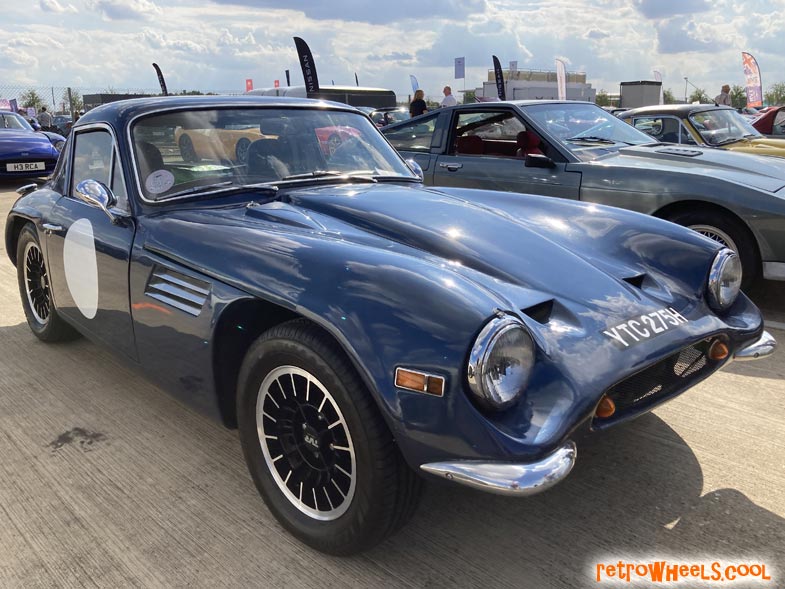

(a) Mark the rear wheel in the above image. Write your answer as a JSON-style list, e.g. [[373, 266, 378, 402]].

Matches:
[[667, 209, 759, 289], [237, 319, 422, 555], [178, 134, 199, 163], [16, 224, 79, 342]]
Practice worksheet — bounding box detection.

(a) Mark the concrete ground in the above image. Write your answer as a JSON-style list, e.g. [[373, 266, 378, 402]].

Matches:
[[1, 180, 783, 588]]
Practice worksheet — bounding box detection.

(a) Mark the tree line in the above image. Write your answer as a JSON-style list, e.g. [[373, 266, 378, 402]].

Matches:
[[596, 83, 785, 108]]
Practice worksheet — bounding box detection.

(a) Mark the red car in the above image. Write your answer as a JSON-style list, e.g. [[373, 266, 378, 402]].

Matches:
[[752, 106, 785, 138]]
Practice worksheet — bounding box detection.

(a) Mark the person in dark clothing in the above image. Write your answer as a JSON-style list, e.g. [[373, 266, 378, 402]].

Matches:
[[409, 89, 428, 117]]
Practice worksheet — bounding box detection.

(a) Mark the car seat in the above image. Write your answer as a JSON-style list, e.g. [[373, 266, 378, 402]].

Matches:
[[515, 131, 544, 157], [246, 139, 290, 180], [455, 135, 483, 155], [136, 141, 165, 179]]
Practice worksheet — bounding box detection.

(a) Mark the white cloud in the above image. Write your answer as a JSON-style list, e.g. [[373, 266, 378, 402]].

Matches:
[[40, 0, 78, 13], [86, 0, 162, 21]]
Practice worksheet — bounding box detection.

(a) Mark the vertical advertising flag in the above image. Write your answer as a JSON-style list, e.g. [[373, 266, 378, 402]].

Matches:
[[152, 63, 169, 96], [653, 70, 663, 104], [409, 75, 419, 93], [454, 57, 465, 80], [245, 79, 253, 92], [293, 37, 320, 95], [274, 80, 280, 88], [492, 55, 506, 100], [742, 52, 763, 107], [285, 69, 291, 87], [555, 59, 567, 100]]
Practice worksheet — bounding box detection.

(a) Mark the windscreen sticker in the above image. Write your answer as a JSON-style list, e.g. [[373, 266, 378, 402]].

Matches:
[[603, 307, 688, 348], [145, 169, 175, 194]]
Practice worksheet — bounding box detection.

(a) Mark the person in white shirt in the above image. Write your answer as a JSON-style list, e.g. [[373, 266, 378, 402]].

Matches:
[[37, 106, 53, 129], [440, 86, 458, 107], [714, 84, 732, 106]]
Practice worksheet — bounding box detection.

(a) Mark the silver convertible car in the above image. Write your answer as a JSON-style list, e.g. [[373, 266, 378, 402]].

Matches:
[[382, 101, 785, 288]]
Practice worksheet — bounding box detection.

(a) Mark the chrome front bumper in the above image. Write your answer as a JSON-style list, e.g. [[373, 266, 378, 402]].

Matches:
[[420, 441, 577, 496], [734, 330, 777, 361]]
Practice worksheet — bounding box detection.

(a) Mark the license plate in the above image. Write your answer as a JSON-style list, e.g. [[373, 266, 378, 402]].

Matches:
[[6, 162, 45, 172]]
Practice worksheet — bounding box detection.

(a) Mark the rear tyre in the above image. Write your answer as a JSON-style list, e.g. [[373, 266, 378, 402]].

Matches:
[[667, 209, 759, 289], [178, 134, 199, 163], [16, 224, 79, 342], [237, 319, 422, 555]]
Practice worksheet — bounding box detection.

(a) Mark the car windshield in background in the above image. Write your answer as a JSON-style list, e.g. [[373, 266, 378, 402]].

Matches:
[[523, 103, 654, 161], [131, 107, 416, 201], [689, 109, 763, 145], [0, 112, 34, 131]]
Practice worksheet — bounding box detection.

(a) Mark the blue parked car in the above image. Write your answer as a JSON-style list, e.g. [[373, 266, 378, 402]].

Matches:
[[1, 110, 65, 178], [5, 96, 775, 555]]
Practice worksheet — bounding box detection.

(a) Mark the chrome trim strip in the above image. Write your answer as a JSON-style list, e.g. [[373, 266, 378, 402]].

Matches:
[[420, 441, 576, 497], [762, 262, 785, 281], [734, 330, 777, 361]]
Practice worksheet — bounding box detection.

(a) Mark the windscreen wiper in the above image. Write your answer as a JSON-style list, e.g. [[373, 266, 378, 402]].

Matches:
[[160, 181, 278, 200], [565, 135, 615, 144], [280, 171, 377, 183]]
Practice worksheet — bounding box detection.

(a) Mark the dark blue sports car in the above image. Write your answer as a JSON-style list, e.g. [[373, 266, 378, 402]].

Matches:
[[5, 96, 775, 555], [1, 110, 64, 178]]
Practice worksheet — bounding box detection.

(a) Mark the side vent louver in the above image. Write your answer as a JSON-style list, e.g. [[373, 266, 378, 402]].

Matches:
[[522, 299, 554, 324], [145, 266, 210, 316], [623, 274, 647, 289]]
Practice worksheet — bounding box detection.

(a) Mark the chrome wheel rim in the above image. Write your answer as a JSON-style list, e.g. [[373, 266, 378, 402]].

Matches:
[[690, 224, 739, 253], [236, 139, 250, 163], [23, 241, 51, 325], [257, 366, 356, 521]]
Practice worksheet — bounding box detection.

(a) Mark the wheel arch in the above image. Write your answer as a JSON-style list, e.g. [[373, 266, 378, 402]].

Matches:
[[653, 199, 761, 257], [211, 298, 380, 430], [5, 214, 35, 267]]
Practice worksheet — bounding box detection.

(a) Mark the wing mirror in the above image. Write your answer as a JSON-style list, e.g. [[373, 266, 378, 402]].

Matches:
[[405, 158, 424, 180], [524, 154, 555, 169], [75, 179, 119, 223], [16, 183, 38, 196]]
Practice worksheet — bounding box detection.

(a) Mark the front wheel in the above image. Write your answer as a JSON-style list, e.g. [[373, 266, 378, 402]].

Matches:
[[667, 209, 759, 289], [16, 224, 79, 342], [237, 319, 422, 555]]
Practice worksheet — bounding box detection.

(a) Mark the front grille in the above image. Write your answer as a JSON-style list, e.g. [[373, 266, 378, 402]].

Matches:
[[593, 338, 722, 428]]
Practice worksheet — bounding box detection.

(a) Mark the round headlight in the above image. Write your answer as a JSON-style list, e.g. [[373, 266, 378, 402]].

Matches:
[[54, 140, 65, 153], [707, 248, 742, 312], [467, 315, 535, 411]]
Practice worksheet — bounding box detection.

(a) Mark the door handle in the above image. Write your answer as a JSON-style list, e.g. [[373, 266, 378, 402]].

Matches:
[[42, 223, 63, 235], [439, 163, 463, 171]]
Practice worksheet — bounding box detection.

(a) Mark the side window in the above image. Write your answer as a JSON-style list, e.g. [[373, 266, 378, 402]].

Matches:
[[774, 111, 785, 135], [49, 137, 72, 194], [679, 122, 698, 145], [111, 152, 129, 212], [452, 111, 527, 158], [632, 117, 662, 139], [71, 130, 113, 194], [384, 113, 439, 152]]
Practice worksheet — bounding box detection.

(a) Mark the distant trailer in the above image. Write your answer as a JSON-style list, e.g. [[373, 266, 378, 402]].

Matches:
[[247, 85, 396, 109], [619, 81, 662, 109]]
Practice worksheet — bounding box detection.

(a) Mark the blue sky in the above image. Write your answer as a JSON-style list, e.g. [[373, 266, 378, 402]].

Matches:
[[1, 0, 784, 101]]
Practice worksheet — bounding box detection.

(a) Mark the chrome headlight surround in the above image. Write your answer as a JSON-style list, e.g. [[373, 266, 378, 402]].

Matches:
[[707, 248, 742, 312], [467, 315, 535, 411], [53, 139, 65, 153]]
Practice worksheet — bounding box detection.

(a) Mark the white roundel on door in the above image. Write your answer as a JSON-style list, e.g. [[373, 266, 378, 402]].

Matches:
[[63, 218, 99, 319]]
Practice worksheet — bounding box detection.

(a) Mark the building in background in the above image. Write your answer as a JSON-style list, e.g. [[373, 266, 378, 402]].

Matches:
[[477, 68, 596, 102]]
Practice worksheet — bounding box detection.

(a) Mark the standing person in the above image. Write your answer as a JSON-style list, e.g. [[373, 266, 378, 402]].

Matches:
[[440, 85, 458, 107], [409, 89, 428, 117], [715, 84, 732, 106], [37, 106, 53, 131]]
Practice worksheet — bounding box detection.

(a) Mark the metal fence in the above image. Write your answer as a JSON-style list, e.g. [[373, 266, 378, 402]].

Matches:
[[0, 85, 239, 115]]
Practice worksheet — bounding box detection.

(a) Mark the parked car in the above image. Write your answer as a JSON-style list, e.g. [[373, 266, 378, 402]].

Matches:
[[382, 100, 785, 286], [619, 104, 785, 158], [752, 105, 785, 138], [0, 110, 65, 178], [52, 114, 73, 135], [359, 106, 411, 127], [5, 96, 774, 555]]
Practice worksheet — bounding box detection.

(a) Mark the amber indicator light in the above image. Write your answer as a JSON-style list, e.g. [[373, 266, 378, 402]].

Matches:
[[709, 339, 730, 361], [395, 368, 445, 397], [595, 395, 616, 419]]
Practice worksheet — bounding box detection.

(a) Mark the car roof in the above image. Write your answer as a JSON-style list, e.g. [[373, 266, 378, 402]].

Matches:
[[75, 95, 363, 130], [620, 103, 736, 118]]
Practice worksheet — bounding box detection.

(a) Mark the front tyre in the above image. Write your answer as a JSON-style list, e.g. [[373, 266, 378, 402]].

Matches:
[[667, 209, 759, 289], [237, 319, 422, 555], [16, 224, 79, 342]]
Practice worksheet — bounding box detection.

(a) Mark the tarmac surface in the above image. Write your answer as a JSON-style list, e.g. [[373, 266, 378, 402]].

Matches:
[[1, 179, 784, 588]]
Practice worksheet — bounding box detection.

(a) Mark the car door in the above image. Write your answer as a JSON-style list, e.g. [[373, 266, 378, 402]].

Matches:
[[382, 111, 444, 183], [44, 124, 138, 359], [432, 108, 581, 199]]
